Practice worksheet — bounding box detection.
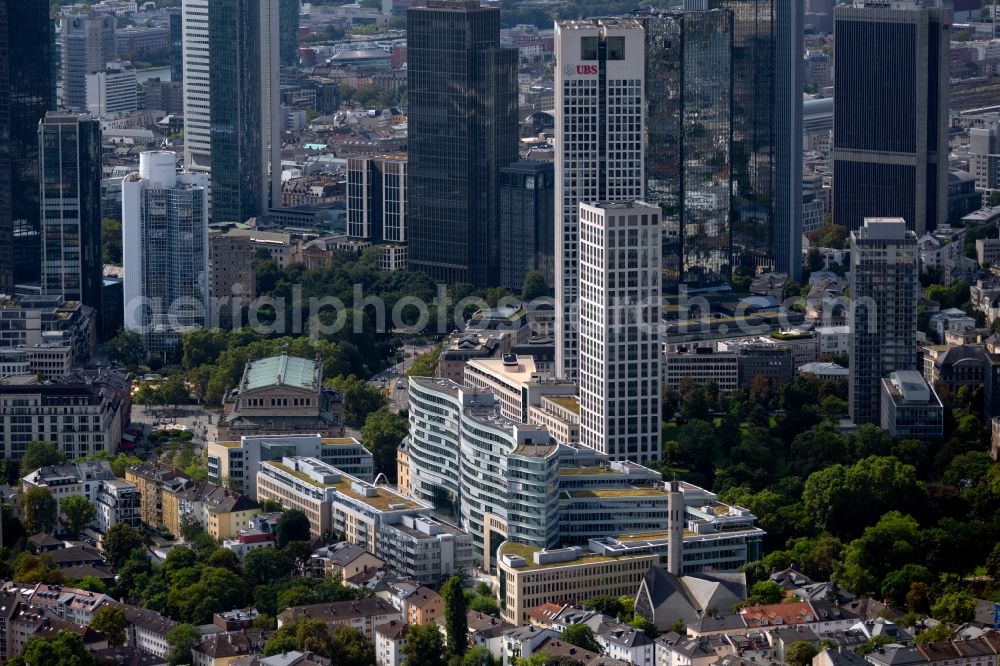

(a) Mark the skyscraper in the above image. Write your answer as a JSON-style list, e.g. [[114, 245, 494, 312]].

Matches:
[[61, 13, 116, 111], [1, 0, 55, 289], [209, 0, 281, 224], [406, 0, 518, 287], [0, 0, 11, 294], [39, 113, 103, 313], [122, 151, 209, 356], [641, 10, 733, 292], [554, 18, 645, 380], [347, 155, 408, 243], [578, 201, 662, 463], [705, 0, 803, 281], [280, 0, 300, 68], [182, 0, 211, 173], [499, 161, 555, 292], [168, 8, 183, 83], [849, 217, 918, 426], [833, 1, 950, 236]]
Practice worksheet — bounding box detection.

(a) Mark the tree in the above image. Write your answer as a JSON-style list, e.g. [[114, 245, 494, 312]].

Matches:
[[785, 641, 818, 666], [521, 271, 549, 300], [104, 523, 145, 569], [915, 624, 954, 644], [276, 510, 311, 548], [401, 623, 445, 666], [21, 440, 67, 472], [745, 580, 785, 606], [987, 542, 1000, 582], [330, 625, 375, 666], [260, 499, 283, 512], [159, 375, 190, 411], [8, 630, 97, 666], [628, 615, 658, 638], [459, 646, 496, 666], [21, 486, 57, 534], [581, 595, 628, 619], [360, 408, 408, 482], [109, 329, 146, 367], [442, 575, 468, 655], [930, 591, 976, 623], [13, 552, 64, 584], [90, 605, 127, 647], [560, 624, 602, 655], [330, 375, 385, 426], [165, 623, 201, 665], [243, 548, 295, 588], [59, 496, 97, 536]]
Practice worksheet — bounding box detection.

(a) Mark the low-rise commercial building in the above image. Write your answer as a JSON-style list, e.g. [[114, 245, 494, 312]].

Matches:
[[463, 354, 575, 423], [497, 542, 657, 625], [880, 371, 944, 442], [207, 433, 373, 498]]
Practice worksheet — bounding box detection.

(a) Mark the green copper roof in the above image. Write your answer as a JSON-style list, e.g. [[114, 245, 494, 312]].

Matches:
[[243, 354, 318, 391]]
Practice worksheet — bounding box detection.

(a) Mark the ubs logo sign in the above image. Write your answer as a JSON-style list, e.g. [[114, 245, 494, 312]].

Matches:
[[576, 65, 598, 75]]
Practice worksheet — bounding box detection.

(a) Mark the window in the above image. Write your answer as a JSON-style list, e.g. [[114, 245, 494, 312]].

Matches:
[[581, 36, 598, 61], [606, 36, 625, 60]]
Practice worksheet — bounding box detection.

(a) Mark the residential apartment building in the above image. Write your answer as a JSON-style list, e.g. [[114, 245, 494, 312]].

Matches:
[[161, 480, 260, 540], [278, 598, 401, 642], [21, 460, 140, 532], [578, 202, 662, 463], [554, 18, 645, 380], [0, 380, 124, 462], [125, 462, 192, 529], [849, 218, 919, 425]]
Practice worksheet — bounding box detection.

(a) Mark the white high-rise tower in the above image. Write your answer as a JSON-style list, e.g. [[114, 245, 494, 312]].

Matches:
[[578, 201, 662, 463], [554, 19, 645, 380], [181, 0, 211, 174]]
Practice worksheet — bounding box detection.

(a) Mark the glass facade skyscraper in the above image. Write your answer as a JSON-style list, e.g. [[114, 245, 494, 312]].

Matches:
[[642, 10, 733, 292], [209, 0, 280, 224], [1, 0, 55, 289], [499, 160, 555, 292], [280, 0, 300, 68], [406, 0, 518, 287], [123, 152, 209, 356], [705, 0, 803, 282], [39, 113, 103, 313], [833, 2, 949, 236]]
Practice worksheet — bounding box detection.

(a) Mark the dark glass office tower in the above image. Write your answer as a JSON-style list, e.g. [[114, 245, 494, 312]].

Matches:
[[280, 0, 300, 68], [499, 161, 555, 292], [39, 113, 103, 313], [642, 10, 733, 292], [1, 0, 56, 288], [169, 8, 183, 83], [833, 2, 949, 237], [209, 0, 278, 224], [407, 0, 518, 287], [705, 0, 803, 282], [0, 0, 10, 294]]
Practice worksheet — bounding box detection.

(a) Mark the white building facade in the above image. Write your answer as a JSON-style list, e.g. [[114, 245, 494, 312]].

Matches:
[[554, 19, 645, 381], [578, 201, 662, 463]]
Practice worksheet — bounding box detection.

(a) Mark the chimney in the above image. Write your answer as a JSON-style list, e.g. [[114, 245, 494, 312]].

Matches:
[[667, 480, 683, 576]]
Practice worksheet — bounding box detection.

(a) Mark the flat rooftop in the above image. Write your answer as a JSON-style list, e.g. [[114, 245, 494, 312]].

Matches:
[[498, 541, 651, 572]]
